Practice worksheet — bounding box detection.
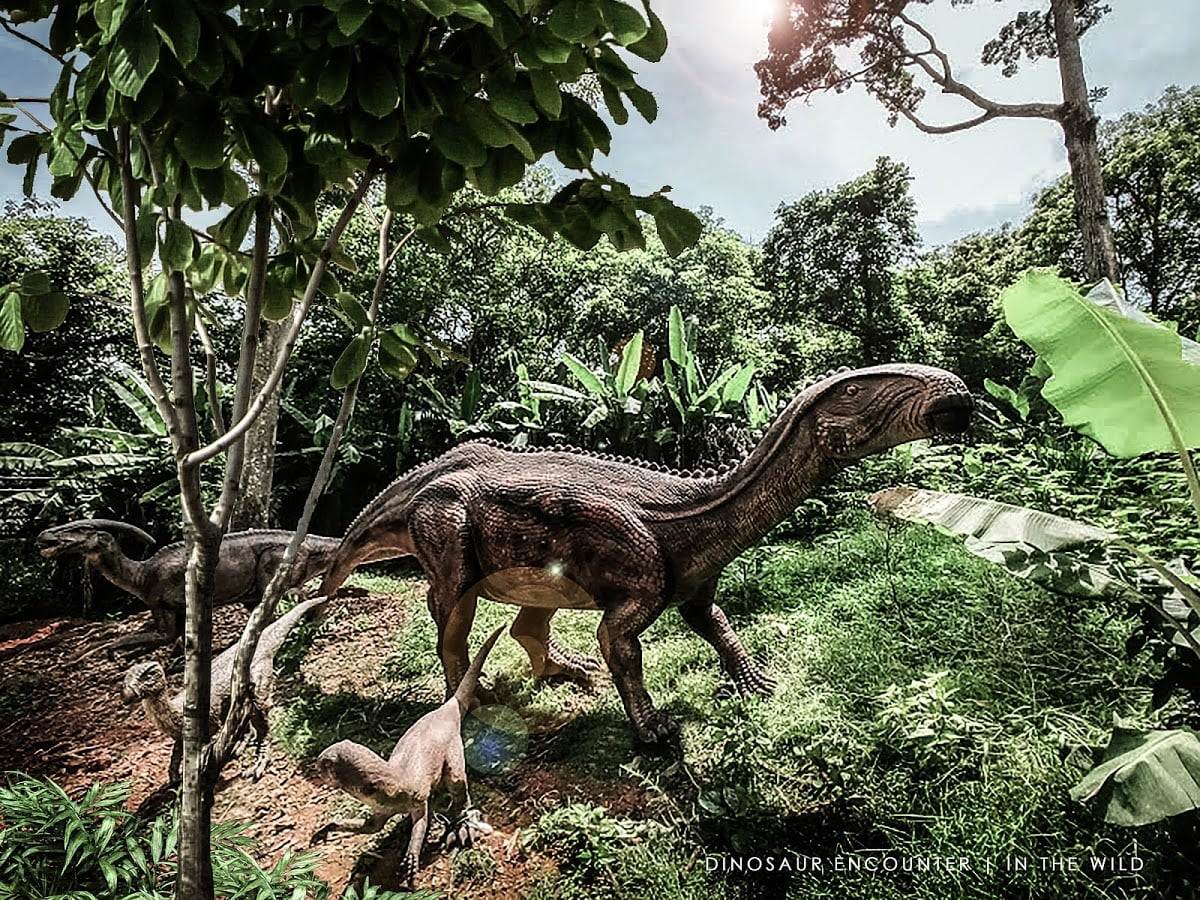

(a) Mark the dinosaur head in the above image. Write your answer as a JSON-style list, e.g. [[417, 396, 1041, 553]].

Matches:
[[804, 364, 973, 460], [315, 740, 419, 811], [122, 660, 168, 704], [37, 519, 155, 560]]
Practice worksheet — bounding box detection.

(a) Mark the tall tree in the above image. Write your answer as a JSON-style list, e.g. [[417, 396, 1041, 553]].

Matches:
[[1102, 86, 1200, 325], [760, 156, 921, 366], [0, 1, 696, 896], [755, 0, 1121, 283]]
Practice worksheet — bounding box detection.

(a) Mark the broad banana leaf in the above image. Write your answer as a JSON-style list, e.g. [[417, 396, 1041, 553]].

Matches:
[[614, 330, 644, 397], [868, 486, 1129, 600], [1069, 728, 1200, 826], [1001, 270, 1200, 458]]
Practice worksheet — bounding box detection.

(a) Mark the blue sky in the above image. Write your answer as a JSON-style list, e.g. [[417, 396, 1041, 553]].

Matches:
[[2, 1, 1198, 248]]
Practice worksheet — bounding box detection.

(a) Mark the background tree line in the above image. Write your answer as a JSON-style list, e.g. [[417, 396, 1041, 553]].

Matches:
[[3, 83, 1199, 619]]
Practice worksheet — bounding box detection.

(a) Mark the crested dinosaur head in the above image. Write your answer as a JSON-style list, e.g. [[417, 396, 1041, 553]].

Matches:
[[803, 364, 973, 460], [122, 660, 168, 704], [36, 519, 155, 560]]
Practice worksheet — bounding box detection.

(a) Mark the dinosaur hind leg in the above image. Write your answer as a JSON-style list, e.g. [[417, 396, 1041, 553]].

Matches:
[[598, 597, 676, 745], [680, 586, 776, 697], [511, 607, 601, 682]]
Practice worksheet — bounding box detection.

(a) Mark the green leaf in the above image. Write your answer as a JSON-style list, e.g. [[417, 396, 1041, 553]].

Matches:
[[600, 0, 648, 45], [721, 362, 756, 405], [1070, 728, 1200, 826], [529, 69, 563, 118], [488, 82, 538, 124], [651, 200, 702, 257], [261, 273, 294, 321], [337, 292, 370, 329], [615, 329, 643, 396], [464, 100, 535, 159], [432, 118, 487, 167], [318, 51, 352, 105], [241, 119, 288, 178], [107, 12, 159, 98], [22, 291, 69, 332], [561, 352, 604, 397], [628, 7, 667, 61], [983, 377, 1030, 421], [1002, 271, 1200, 457], [357, 61, 400, 118], [0, 291, 25, 351], [380, 332, 419, 380], [547, 0, 602, 41], [336, 0, 371, 34], [153, 0, 199, 66], [667, 304, 686, 366], [331, 333, 369, 389], [625, 84, 657, 122], [175, 107, 226, 169], [600, 80, 628, 125], [18, 271, 51, 297], [452, 0, 494, 25], [161, 219, 194, 272]]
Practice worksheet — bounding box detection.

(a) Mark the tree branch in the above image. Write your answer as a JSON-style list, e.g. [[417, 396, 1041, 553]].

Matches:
[[893, 11, 1063, 123], [0, 18, 79, 72], [117, 125, 181, 442], [194, 314, 225, 438], [897, 105, 997, 134], [208, 211, 416, 773], [183, 170, 377, 468]]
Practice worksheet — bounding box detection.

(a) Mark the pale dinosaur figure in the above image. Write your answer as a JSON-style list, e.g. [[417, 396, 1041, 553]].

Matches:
[[313, 625, 504, 888], [122, 595, 329, 781], [36, 521, 340, 652], [319, 364, 974, 743]]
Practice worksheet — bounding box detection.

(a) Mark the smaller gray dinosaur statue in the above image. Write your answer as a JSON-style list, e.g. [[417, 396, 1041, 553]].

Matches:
[[312, 625, 503, 889], [123, 595, 329, 781], [36, 520, 340, 654]]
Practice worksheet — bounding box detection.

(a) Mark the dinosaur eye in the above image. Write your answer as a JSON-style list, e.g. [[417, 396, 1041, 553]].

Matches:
[[845, 384, 860, 397]]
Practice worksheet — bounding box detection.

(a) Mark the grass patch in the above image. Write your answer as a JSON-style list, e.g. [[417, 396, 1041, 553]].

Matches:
[[268, 514, 1193, 898]]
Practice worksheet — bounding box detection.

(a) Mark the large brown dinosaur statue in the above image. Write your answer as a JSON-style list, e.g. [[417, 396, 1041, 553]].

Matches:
[[319, 364, 974, 743], [36, 521, 340, 652]]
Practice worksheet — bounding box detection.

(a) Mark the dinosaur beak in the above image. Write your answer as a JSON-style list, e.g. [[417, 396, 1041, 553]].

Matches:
[[925, 391, 974, 435], [121, 684, 139, 705], [36, 529, 69, 557]]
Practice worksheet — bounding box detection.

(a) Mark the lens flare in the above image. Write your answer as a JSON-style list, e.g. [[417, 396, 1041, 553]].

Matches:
[[463, 705, 529, 775]]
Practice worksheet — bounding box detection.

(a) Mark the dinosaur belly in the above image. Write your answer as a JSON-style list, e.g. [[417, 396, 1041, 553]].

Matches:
[[478, 566, 599, 610]]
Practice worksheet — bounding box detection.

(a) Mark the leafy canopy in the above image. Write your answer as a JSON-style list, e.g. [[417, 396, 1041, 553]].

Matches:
[[0, 0, 700, 361]]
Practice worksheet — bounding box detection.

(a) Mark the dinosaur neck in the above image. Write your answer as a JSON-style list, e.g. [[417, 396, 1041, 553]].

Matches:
[[92, 545, 148, 599], [141, 692, 182, 739], [653, 390, 841, 582]]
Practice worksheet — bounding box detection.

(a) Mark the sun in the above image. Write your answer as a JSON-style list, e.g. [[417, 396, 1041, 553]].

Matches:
[[745, 0, 783, 27]]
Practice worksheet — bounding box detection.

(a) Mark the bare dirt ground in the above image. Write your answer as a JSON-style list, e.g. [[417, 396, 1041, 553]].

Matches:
[[0, 586, 651, 897]]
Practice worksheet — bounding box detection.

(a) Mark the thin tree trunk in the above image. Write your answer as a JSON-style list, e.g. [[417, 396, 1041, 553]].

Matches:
[[231, 320, 284, 530], [1051, 0, 1120, 284]]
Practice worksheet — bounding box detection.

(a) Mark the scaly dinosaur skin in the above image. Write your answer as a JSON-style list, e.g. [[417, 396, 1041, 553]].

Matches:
[[36, 524, 340, 648], [313, 626, 503, 888], [122, 595, 329, 781], [320, 364, 973, 743]]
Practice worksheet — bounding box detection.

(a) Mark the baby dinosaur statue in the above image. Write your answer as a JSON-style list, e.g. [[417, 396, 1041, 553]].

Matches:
[[36, 521, 340, 653], [122, 595, 329, 781], [319, 364, 974, 744], [313, 625, 504, 889]]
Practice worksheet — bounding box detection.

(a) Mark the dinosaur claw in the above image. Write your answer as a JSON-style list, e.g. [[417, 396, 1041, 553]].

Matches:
[[734, 664, 777, 697], [632, 710, 679, 746]]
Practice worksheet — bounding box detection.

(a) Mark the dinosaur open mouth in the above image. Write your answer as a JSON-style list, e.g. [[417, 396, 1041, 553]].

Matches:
[[926, 393, 974, 434], [35, 532, 67, 557]]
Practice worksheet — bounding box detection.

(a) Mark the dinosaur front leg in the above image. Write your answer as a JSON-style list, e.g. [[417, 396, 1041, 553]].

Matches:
[[511, 607, 601, 682], [434, 591, 478, 698], [598, 599, 675, 745], [680, 588, 776, 697]]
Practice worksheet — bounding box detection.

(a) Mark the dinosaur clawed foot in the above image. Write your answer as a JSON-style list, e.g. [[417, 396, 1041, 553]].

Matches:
[[733, 662, 777, 697], [539, 639, 602, 684], [443, 808, 493, 850], [631, 708, 680, 748], [397, 852, 418, 891]]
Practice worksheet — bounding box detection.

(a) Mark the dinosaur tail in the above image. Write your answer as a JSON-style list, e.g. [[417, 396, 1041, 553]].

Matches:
[[453, 625, 505, 714], [262, 595, 330, 647]]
